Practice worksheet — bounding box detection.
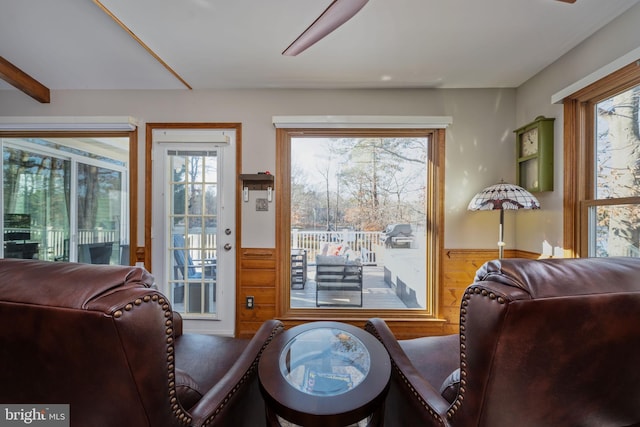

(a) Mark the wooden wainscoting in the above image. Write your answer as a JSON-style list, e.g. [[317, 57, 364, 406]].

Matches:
[[439, 249, 539, 335], [237, 248, 277, 338], [237, 247, 540, 339]]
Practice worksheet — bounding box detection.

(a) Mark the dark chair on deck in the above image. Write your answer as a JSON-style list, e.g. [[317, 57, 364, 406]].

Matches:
[[78, 242, 113, 264], [172, 234, 216, 312], [315, 254, 363, 307]]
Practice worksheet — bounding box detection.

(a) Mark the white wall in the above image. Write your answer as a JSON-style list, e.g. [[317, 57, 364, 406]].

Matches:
[[0, 87, 516, 257], [5, 0, 640, 261], [515, 2, 640, 256]]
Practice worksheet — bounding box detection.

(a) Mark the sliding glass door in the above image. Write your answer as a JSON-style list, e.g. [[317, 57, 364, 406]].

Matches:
[[2, 136, 128, 264]]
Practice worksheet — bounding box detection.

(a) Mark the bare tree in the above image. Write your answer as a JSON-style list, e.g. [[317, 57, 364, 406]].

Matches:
[[336, 137, 426, 230], [291, 136, 428, 233], [596, 86, 640, 255], [317, 157, 332, 230]]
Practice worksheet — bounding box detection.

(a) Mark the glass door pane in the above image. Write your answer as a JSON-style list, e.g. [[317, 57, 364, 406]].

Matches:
[[77, 163, 123, 264], [3, 146, 71, 262], [2, 136, 129, 265], [168, 151, 218, 315]]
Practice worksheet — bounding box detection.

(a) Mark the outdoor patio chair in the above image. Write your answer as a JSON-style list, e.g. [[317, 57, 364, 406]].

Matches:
[[172, 234, 216, 311], [78, 241, 114, 264], [172, 234, 216, 281], [315, 254, 363, 307]]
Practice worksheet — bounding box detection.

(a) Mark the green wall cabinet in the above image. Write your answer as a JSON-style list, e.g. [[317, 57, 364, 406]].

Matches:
[[514, 116, 555, 192]]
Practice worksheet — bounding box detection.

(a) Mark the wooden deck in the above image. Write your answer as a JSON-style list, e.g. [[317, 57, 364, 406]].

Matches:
[[290, 265, 408, 309]]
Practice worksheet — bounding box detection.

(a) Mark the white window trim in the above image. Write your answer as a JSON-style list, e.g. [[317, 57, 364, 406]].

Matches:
[[272, 115, 452, 129], [0, 116, 138, 131], [551, 46, 640, 104]]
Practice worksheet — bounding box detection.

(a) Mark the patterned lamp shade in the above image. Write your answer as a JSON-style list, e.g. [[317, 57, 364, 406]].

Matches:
[[467, 181, 540, 211], [467, 181, 540, 258]]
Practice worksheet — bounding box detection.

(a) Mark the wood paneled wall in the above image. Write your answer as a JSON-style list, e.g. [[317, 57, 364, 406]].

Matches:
[[236, 248, 539, 339], [237, 248, 277, 338]]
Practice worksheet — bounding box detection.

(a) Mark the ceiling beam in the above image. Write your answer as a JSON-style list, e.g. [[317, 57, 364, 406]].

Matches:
[[0, 56, 50, 103], [92, 0, 192, 90]]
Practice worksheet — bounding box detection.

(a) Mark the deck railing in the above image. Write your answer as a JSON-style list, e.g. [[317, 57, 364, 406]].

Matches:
[[291, 230, 382, 265], [4, 227, 119, 261]]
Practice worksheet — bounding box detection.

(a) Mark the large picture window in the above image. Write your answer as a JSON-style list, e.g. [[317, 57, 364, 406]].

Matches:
[[276, 127, 445, 319]]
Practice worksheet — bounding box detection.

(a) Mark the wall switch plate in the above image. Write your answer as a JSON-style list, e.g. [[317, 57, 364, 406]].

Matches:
[[256, 198, 268, 211], [246, 296, 254, 309]]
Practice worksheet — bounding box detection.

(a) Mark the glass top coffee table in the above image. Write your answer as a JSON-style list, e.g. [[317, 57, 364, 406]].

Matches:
[[258, 321, 391, 427]]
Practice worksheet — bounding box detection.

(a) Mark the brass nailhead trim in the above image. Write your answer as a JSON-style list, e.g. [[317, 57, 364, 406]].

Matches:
[[363, 324, 443, 425], [448, 287, 509, 420], [111, 292, 190, 426], [201, 323, 285, 427]]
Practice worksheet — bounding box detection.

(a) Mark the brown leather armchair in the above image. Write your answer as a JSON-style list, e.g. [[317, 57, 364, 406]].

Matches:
[[365, 257, 640, 427], [0, 259, 284, 427]]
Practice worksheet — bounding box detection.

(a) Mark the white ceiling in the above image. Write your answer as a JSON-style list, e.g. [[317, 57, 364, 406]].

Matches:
[[1, 0, 639, 93]]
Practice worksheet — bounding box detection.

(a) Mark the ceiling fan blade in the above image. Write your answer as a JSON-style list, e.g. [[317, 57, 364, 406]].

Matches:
[[556, 0, 576, 3], [282, 0, 369, 56]]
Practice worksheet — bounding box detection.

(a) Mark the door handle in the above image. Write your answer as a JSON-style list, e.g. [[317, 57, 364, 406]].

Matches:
[[224, 243, 232, 251]]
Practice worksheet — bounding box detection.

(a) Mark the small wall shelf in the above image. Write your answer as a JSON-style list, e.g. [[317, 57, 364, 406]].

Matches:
[[239, 174, 274, 190]]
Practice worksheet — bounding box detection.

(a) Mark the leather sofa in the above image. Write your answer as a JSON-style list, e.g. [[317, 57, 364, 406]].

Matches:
[[365, 257, 640, 427], [0, 259, 283, 427]]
